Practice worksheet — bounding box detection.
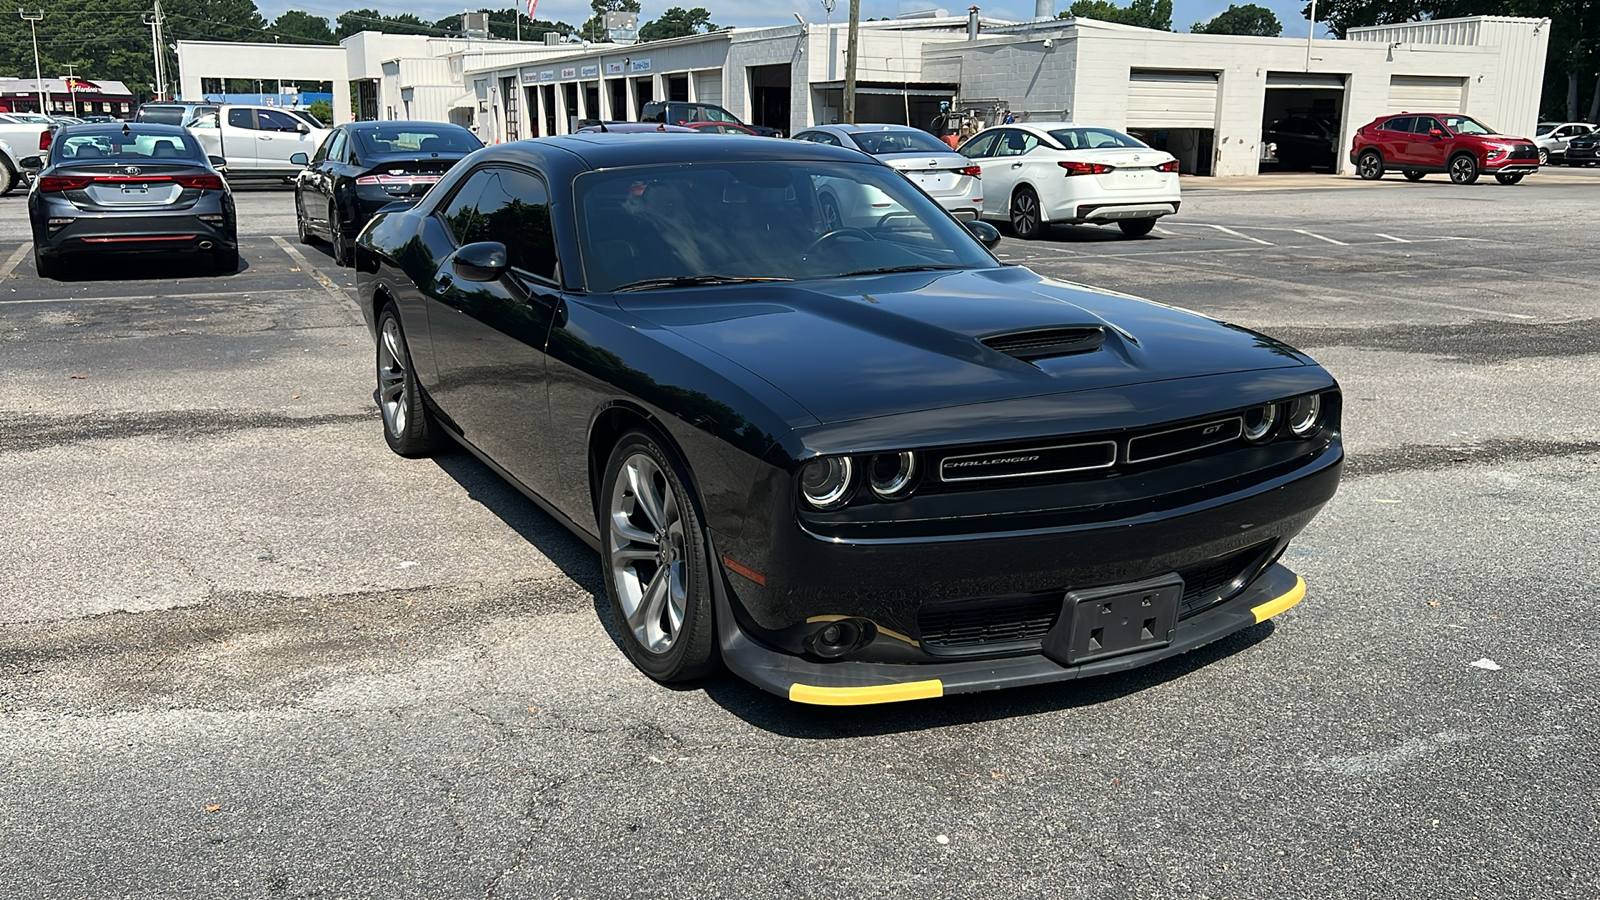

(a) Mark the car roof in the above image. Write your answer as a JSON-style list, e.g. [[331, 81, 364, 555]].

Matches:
[[58, 122, 191, 136], [342, 120, 471, 131], [480, 132, 872, 168], [804, 123, 926, 134]]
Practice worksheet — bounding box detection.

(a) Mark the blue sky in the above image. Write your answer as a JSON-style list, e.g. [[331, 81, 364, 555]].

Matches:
[[255, 0, 1329, 39]]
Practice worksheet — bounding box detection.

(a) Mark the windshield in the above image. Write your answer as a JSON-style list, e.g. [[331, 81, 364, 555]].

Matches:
[[1442, 115, 1494, 135], [574, 160, 997, 292], [853, 129, 952, 155], [1047, 127, 1147, 150], [357, 126, 482, 156], [1536, 123, 1556, 136], [56, 131, 204, 163]]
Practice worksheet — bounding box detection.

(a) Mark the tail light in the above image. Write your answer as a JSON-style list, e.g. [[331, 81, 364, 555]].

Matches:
[[1058, 161, 1114, 176], [1157, 160, 1179, 172], [37, 175, 92, 192], [37, 173, 223, 192], [172, 174, 224, 190], [355, 175, 382, 185], [39, 130, 51, 151], [955, 165, 981, 177]]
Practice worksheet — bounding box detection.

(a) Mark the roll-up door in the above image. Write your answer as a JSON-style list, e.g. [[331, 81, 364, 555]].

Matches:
[[694, 71, 722, 106], [1388, 75, 1466, 113], [1127, 70, 1219, 129]]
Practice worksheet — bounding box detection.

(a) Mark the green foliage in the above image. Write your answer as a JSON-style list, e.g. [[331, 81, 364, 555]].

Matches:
[[1191, 3, 1281, 35], [638, 7, 718, 41], [306, 99, 333, 124], [335, 8, 433, 40], [1060, 0, 1174, 30], [271, 10, 336, 44]]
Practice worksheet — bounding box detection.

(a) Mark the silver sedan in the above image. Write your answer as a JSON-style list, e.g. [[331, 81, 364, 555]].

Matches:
[[791, 124, 982, 222]]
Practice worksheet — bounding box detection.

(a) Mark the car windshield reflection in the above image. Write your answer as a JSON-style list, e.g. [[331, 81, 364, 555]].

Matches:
[[574, 161, 997, 293]]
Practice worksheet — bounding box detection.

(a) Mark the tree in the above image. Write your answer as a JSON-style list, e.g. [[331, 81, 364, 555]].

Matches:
[[638, 7, 719, 41], [1191, 4, 1281, 35], [1060, 0, 1173, 30], [271, 10, 336, 44], [336, 8, 436, 40]]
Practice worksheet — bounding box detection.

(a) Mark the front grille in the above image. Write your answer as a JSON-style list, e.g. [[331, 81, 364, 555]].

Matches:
[[1126, 418, 1243, 464], [981, 326, 1105, 361], [940, 441, 1116, 482], [1508, 145, 1539, 160], [918, 596, 1061, 651]]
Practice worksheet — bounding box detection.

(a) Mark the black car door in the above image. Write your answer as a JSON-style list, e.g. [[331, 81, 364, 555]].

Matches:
[[304, 128, 343, 228], [425, 165, 564, 495]]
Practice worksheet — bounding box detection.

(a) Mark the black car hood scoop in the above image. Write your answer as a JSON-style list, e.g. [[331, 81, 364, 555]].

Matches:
[[981, 326, 1106, 362]]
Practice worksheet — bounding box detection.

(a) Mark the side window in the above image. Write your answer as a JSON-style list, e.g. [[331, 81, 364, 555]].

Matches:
[[1415, 117, 1443, 134], [437, 168, 495, 246], [259, 110, 301, 132], [993, 130, 1038, 157], [473, 168, 559, 281], [641, 103, 665, 123], [324, 131, 348, 163], [808, 132, 840, 146], [190, 112, 219, 130], [227, 108, 256, 130], [960, 131, 1000, 159], [1384, 117, 1414, 134]]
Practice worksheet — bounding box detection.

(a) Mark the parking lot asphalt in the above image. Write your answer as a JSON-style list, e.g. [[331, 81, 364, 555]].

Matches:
[[2, 174, 1597, 899]]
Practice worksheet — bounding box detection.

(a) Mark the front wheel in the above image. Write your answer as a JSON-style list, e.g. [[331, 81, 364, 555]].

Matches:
[[376, 303, 441, 458], [600, 430, 720, 683], [1449, 155, 1480, 184], [1537, 148, 1549, 166], [1357, 151, 1384, 180], [1009, 186, 1044, 240], [329, 201, 351, 266], [1403, 170, 1425, 182], [1117, 218, 1156, 238], [1495, 172, 1526, 185]]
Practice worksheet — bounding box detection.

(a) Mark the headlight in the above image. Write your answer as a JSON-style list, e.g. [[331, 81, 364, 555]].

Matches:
[[1287, 394, 1322, 437], [1242, 403, 1279, 442], [800, 457, 853, 510], [867, 451, 918, 500]]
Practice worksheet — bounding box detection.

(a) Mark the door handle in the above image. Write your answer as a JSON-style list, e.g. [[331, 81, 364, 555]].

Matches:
[[437, 272, 453, 288], [1011, 162, 1023, 168]]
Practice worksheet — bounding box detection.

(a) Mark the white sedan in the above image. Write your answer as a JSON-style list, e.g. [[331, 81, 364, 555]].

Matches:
[[958, 122, 1181, 239]]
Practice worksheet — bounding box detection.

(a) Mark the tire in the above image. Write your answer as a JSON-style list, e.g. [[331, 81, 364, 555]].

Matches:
[[1495, 172, 1526, 185], [1537, 148, 1548, 165], [1009, 185, 1044, 239], [0, 162, 16, 197], [33, 247, 60, 279], [295, 193, 314, 245], [375, 303, 441, 458], [1449, 154, 1480, 184], [600, 429, 720, 683], [212, 245, 239, 274], [1117, 218, 1156, 238], [1357, 151, 1384, 180], [1403, 170, 1425, 182], [329, 201, 351, 266], [819, 194, 843, 232]]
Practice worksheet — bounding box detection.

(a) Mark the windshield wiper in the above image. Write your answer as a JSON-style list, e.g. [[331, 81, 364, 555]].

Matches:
[[837, 264, 965, 277], [612, 275, 793, 292]]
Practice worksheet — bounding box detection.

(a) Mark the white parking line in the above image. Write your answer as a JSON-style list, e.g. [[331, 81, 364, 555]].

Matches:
[[0, 289, 309, 306], [0, 241, 32, 280], [1293, 229, 1348, 246], [270, 235, 362, 326], [1374, 233, 1411, 243], [1207, 225, 1273, 245]]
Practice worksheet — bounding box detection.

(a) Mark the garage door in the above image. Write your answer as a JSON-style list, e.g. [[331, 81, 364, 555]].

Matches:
[[1127, 70, 1219, 129], [694, 71, 723, 106], [1388, 75, 1466, 113]]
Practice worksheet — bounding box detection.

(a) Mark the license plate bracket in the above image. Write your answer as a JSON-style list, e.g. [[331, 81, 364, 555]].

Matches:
[[1042, 574, 1183, 666]]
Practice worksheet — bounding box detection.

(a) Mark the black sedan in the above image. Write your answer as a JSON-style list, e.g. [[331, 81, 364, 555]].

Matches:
[[293, 121, 482, 266], [29, 123, 237, 278], [356, 135, 1343, 705]]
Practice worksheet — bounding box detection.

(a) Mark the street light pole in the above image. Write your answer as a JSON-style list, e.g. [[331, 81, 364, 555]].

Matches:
[[19, 10, 47, 114], [843, 0, 859, 124], [64, 63, 79, 116]]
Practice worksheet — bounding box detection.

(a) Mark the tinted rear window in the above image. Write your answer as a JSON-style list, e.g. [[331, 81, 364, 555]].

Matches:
[[137, 107, 186, 125], [356, 126, 482, 156], [58, 131, 204, 162], [853, 129, 950, 155]]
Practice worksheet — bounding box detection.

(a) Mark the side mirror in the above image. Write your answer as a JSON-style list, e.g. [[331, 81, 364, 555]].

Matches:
[[208, 155, 227, 168], [965, 220, 1002, 249], [1429, 128, 1444, 138], [295, 123, 311, 134], [453, 241, 508, 282], [290, 152, 309, 166]]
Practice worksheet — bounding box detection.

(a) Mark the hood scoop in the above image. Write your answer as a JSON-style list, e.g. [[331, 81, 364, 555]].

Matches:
[[981, 326, 1106, 362]]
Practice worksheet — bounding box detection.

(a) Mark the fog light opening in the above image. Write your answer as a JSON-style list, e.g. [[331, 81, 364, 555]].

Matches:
[[807, 618, 875, 658]]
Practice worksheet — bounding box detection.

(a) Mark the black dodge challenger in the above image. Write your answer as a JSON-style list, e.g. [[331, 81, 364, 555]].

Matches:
[[355, 135, 1342, 705]]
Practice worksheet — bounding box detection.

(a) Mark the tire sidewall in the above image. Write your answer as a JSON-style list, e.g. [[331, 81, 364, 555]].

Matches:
[[600, 429, 718, 682], [1450, 155, 1479, 184], [1358, 151, 1384, 180], [376, 303, 433, 456], [1010, 187, 1041, 239]]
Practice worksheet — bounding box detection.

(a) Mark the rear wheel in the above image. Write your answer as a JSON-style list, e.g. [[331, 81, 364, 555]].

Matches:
[[0, 162, 16, 197], [329, 201, 351, 266], [1357, 150, 1384, 180], [1449, 154, 1480, 184], [819, 194, 843, 232], [1403, 170, 1425, 182], [1118, 218, 1156, 238], [1495, 172, 1526, 185], [376, 302, 441, 458], [1537, 147, 1549, 165], [295, 193, 314, 244], [1009, 186, 1044, 240], [33, 247, 60, 279], [600, 429, 720, 683]]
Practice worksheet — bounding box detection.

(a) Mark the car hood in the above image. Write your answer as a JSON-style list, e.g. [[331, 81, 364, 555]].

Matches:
[[621, 266, 1309, 426]]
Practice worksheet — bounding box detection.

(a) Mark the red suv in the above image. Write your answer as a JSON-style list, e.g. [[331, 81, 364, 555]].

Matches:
[[1350, 113, 1540, 184]]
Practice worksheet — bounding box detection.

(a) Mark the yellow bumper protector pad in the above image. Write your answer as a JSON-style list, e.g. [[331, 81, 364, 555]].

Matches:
[[1250, 576, 1307, 623], [789, 680, 944, 706]]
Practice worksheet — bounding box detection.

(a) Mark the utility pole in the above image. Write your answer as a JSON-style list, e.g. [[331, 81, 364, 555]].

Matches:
[[64, 63, 78, 116], [19, 10, 46, 114], [144, 0, 167, 101], [843, 0, 859, 123]]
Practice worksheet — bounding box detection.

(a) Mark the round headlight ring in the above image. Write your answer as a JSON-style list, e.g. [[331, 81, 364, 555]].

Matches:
[[1242, 403, 1280, 443], [1287, 394, 1322, 437], [868, 451, 918, 500], [800, 456, 854, 510]]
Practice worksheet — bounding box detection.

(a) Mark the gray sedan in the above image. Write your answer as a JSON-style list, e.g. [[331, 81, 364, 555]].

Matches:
[[791, 124, 983, 222]]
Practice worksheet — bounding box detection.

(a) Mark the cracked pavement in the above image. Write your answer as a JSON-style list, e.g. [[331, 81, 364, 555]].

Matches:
[[1, 179, 1597, 898]]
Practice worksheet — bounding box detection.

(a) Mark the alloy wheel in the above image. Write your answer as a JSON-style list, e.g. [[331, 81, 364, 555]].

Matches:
[[1450, 156, 1479, 184], [1010, 188, 1040, 239], [1357, 152, 1383, 180], [608, 453, 689, 655], [378, 316, 410, 438], [1538, 148, 1549, 165]]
